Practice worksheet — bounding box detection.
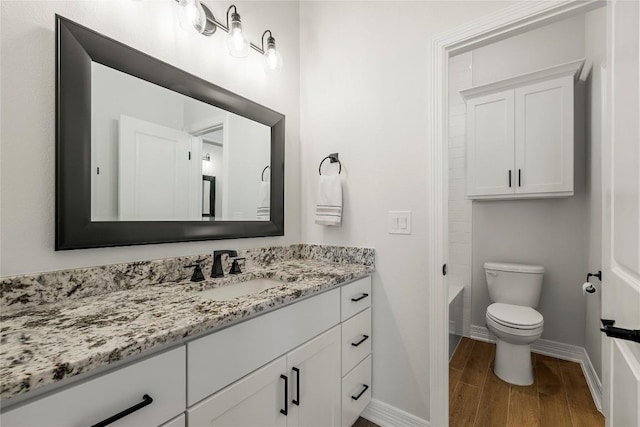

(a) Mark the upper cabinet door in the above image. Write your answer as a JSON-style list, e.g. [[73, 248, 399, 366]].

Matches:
[[466, 90, 515, 197], [515, 76, 574, 195]]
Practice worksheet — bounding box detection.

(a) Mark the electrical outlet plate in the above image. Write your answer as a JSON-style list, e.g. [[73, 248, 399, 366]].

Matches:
[[388, 211, 412, 235]]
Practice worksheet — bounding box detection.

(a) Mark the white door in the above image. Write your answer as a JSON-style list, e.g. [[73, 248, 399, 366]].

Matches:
[[286, 326, 341, 427], [515, 76, 573, 195], [466, 90, 515, 197], [602, 0, 640, 425], [119, 115, 201, 221], [187, 356, 288, 427]]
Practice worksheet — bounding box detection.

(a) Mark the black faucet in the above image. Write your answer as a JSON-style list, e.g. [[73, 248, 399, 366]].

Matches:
[[212, 250, 238, 278]]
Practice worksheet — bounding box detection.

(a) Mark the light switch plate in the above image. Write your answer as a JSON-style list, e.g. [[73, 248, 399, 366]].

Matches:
[[388, 211, 412, 235]]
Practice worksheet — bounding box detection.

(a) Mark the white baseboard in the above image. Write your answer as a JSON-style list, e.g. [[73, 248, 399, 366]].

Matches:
[[470, 324, 603, 412], [361, 399, 430, 427]]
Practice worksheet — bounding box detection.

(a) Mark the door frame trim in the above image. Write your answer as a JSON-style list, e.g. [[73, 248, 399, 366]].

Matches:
[[426, 1, 604, 424]]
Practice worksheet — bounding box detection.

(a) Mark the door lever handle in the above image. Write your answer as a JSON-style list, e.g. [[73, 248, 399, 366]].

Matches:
[[600, 319, 640, 343]]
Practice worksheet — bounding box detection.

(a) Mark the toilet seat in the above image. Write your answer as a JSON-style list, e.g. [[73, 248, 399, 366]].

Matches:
[[486, 303, 543, 330]]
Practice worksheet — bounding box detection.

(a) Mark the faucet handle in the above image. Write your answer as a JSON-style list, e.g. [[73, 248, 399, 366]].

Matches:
[[229, 257, 246, 275], [184, 261, 206, 282]]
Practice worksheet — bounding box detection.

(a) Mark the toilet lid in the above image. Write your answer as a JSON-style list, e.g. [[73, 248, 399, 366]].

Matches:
[[487, 303, 543, 329]]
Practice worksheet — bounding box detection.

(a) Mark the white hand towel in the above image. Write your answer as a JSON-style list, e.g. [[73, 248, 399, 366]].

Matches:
[[315, 175, 342, 226], [257, 182, 270, 220]]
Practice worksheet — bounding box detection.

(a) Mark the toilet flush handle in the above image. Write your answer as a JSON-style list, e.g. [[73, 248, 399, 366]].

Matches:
[[487, 271, 498, 277]]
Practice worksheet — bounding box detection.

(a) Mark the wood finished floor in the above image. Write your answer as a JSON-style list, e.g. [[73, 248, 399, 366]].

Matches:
[[352, 417, 379, 427], [450, 337, 604, 427]]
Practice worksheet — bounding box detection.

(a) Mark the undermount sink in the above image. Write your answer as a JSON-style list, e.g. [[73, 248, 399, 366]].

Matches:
[[196, 278, 284, 301]]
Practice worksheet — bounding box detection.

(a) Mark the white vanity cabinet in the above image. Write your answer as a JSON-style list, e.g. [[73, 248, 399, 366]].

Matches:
[[286, 326, 342, 427], [340, 279, 373, 427], [188, 326, 341, 427], [187, 275, 372, 427], [1, 275, 373, 427], [462, 60, 584, 200], [1, 347, 186, 427]]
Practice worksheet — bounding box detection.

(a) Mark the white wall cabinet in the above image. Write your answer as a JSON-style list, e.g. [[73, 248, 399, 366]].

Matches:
[[462, 60, 584, 200]]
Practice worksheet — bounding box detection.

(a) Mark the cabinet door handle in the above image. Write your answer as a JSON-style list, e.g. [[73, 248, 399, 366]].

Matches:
[[292, 367, 300, 406], [351, 384, 369, 401], [518, 169, 522, 187], [280, 375, 288, 415], [508, 170, 512, 188], [90, 394, 153, 427], [351, 335, 370, 347], [351, 293, 369, 302]]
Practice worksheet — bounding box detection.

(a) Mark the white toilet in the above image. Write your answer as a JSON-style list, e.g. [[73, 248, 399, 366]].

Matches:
[[484, 262, 544, 386]]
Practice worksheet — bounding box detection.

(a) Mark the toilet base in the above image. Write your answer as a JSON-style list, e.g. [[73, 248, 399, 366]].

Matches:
[[493, 339, 533, 386]]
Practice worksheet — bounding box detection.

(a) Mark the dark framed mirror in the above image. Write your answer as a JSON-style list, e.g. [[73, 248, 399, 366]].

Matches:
[[55, 15, 285, 250]]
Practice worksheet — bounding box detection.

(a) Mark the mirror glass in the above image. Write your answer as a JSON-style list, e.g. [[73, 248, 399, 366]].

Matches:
[[90, 62, 271, 222]]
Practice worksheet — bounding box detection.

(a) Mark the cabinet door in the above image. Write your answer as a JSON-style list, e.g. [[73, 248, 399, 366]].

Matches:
[[286, 326, 341, 427], [187, 357, 287, 427], [466, 89, 515, 197], [515, 76, 573, 195]]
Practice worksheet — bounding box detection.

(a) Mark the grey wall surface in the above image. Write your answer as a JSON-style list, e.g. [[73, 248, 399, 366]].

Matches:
[[469, 14, 590, 346]]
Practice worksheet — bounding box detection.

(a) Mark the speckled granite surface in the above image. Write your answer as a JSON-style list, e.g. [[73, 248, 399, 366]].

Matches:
[[0, 245, 374, 400], [0, 244, 374, 312]]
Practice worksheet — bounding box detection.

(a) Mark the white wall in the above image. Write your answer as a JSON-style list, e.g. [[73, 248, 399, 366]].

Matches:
[[225, 114, 270, 220], [0, 0, 300, 276], [471, 14, 586, 86], [584, 7, 606, 379], [299, 1, 515, 421]]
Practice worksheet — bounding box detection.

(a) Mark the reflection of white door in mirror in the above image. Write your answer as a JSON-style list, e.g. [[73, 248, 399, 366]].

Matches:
[[118, 115, 202, 221], [89, 62, 271, 223]]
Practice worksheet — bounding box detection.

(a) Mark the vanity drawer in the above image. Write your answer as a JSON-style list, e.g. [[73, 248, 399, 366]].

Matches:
[[187, 288, 340, 406], [1, 347, 186, 427], [342, 308, 372, 375], [341, 276, 371, 321], [342, 355, 372, 427]]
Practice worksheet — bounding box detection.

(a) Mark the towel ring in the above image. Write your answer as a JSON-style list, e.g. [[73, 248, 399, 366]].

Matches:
[[261, 165, 270, 182], [318, 154, 342, 175]]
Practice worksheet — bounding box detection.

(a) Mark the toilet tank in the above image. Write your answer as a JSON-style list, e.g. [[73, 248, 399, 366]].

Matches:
[[484, 262, 544, 307]]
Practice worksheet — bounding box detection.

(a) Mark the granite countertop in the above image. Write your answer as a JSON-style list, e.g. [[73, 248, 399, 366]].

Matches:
[[0, 252, 373, 401]]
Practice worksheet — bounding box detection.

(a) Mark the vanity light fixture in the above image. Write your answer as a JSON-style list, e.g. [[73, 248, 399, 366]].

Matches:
[[174, 0, 283, 72], [226, 5, 249, 57], [262, 30, 282, 73], [177, 0, 216, 35]]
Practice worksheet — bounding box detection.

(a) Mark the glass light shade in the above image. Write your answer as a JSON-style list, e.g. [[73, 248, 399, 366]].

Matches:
[[178, 0, 206, 35], [226, 16, 250, 58], [263, 46, 283, 73]]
